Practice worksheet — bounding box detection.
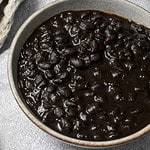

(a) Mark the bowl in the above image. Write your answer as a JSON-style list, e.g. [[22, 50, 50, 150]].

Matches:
[[8, 0, 150, 148]]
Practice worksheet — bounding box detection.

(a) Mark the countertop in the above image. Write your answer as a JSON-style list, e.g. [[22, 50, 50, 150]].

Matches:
[[0, 0, 150, 150]]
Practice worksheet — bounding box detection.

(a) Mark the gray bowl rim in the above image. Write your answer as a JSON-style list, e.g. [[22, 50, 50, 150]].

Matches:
[[8, 0, 150, 148]]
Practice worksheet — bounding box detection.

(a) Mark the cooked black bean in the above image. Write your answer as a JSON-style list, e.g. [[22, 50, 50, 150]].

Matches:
[[50, 93, 61, 102], [49, 51, 59, 64], [54, 107, 64, 118], [79, 21, 93, 31], [44, 70, 55, 79], [69, 24, 80, 37], [79, 112, 87, 121], [18, 10, 150, 141], [38, 61, 51, 70], [64, 48, 76, 56], [43, 100, 51, 109], [57, 86, 72, 98], [57, 118, 72, 132], [94, 95, 106, 103], [65, 107, 77, 117], [46, 83, 55, 93], [86, 103, 99, 114], [70, 57, 85, 68], [90, 53, 100, 62], [35, 74, 44, 85], [63, 99, 77, 107]]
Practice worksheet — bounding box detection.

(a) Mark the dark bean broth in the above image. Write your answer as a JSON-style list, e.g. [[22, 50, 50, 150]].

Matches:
[[18, 10, 150, 141]]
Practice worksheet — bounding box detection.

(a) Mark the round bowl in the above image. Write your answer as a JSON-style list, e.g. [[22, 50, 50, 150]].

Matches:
[[8, 0, 150, 148]]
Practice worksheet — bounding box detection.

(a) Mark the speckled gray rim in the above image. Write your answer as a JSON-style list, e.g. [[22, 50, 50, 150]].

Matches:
[[8, 0, 150, 148]]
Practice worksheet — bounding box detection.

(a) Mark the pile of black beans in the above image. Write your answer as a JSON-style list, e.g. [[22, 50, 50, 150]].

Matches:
[[18, 10, 150, 141]]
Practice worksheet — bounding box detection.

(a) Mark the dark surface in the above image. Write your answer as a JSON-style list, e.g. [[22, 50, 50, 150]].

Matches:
[[18, 10, 150, 141]]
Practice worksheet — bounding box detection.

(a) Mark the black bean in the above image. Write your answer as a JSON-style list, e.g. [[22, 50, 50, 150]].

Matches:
[[134, 87, 144, 92], [79, 112, 87, 121], [40, 34, 51, 43], [114, 94, 125, 102], [26, 97, 36, 108], [124, 61, 135, 71], [54, 71, 69, 84], [72, 36, 81, 45], [92, 67, 102, 78], [84, 91, 94, 97], [131, 44, 143, 56], [53, 64, 62, 74], [106, 132, 119, 140], [91, 13, 102, 21], [105, 82, 121, 94], [91, 83, 102, 91], [137, 40, 149, 51], [57, 118, 72, 132], [105, 47, 117, 61], [53, 78, 64, 84], [86, 103, 99, 114], [55, 35, 68, 47], [50, 93, 61, 102], [40, 43, 49, 50], [63, 99, 77, 107], [49, 51, 59, 64], [38, 80, 47, 89], [93, 134, 103, 140], [46, 83, 55, 93], [94, 95, 106, 103], [38, 61, 51, 70], [106, 123, 116, 132], [51, 18, 62, 28], [105, 29, 116, 43], [79, 21, 93, 31], [43, 100, 51, 109], [79, 21, 88, 31], [69, 24, 80, 37], [54, 107, 64, 118], [45, 70, 55, 79], [143, 52, 150, 60], [90, 53, 101, 62], [89, 40, 99, 53], [111, 66, 126, 78], [83, 56, 91, 66], [130, 107, 143, 115], [76, 132, 88, 139], [64, 48, 76, 56], [113, 115, 124, 123], [73, 119, 85, 131], [70, 57, 85, 69], [65, 107, 76, 117], [80, 11, 90, 19], [57, 71, 69, 81], [120, 122, 132, 132], [57, 86, 72, 98], [35, 74, 44, 85], [75, 76, 89, 90], [18, 79, 25, 89], [124, 116, 134, 123], [37, 105, 47, 117], [23, 49, 35, 57], [63, 12, 75, 24]]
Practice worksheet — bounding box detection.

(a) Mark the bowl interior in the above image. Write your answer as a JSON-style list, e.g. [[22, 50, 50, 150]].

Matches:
[[8, 0, 150, 148]]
